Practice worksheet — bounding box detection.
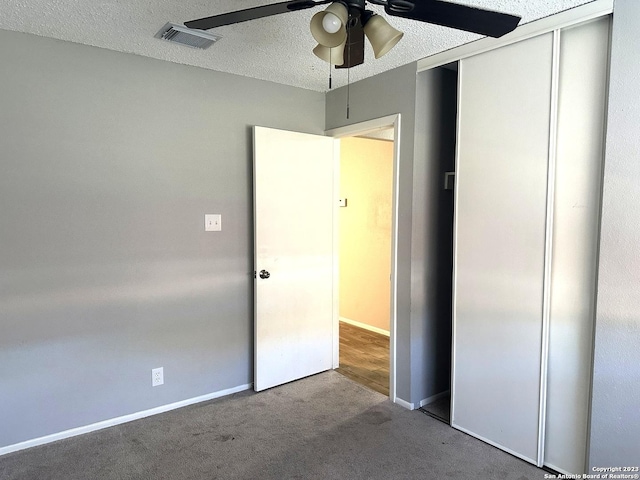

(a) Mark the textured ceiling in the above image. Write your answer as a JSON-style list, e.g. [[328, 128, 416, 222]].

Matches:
[[1, 0, 593, 91]]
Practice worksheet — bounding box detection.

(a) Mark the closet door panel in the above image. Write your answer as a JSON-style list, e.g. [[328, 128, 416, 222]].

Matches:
[[453, 33, 553, 463], [545, 16, 610, 475]]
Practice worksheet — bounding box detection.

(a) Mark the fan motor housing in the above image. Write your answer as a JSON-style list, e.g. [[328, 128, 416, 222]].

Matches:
[[344, 0, 366, 9]]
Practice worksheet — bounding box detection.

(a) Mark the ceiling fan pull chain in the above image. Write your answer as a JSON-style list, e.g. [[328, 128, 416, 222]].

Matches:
[[347, 71, 350, 119], [329, 49, 333, 89], [346, 33, 351, 119]]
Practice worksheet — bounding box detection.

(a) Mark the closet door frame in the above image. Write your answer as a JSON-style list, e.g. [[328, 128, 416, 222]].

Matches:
[[415, 0, 613, 472], [448, 10, 611, 475]]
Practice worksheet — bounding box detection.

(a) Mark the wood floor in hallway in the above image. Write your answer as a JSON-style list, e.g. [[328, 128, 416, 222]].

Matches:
[[336, 321, 390, 396]]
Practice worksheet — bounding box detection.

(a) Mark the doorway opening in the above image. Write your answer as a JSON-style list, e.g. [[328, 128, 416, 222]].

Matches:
[[326, 114, 400, 403], [413, 62, 458, 424], [335, 132, 394, 396]]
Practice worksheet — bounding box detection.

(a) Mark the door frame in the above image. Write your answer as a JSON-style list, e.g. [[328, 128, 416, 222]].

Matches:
[[325, 114, 401, 403]]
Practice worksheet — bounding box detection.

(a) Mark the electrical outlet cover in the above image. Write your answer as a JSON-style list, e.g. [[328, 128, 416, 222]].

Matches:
[[152, 367, 164, 386]]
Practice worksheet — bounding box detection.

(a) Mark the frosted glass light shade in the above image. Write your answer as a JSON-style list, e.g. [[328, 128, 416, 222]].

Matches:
[[313, 40, 346, 65], [322, 13, 342, 34], [310, 2, 348, 47], [363, 14, 404, 59]]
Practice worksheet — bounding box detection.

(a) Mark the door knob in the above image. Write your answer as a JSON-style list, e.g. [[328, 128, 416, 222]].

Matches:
[[259, 270, 270, 279]]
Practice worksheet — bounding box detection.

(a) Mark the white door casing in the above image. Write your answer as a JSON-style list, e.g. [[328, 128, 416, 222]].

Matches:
[[253, 126, 337, 392]]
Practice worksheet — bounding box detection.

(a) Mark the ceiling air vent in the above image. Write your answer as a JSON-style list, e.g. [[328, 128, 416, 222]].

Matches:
[[155, 23, 222, 49]]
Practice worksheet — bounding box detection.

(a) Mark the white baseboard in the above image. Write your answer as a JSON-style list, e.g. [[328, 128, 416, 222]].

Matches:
[[0, 383, 252, 457], [419, 389, 451, 408], [394, 397, 416, 410], [395, 390, 451, 411], [339, 317, 390, 337]]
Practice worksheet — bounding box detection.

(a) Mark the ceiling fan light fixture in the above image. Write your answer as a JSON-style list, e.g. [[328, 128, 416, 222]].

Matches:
[[310, 2, 348, 47], [363, 14, 404, 59], [313, 40, 346, 65], [322, 13, 342, 34]]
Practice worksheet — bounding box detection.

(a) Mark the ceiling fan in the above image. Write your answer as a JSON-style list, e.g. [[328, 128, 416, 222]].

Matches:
[[185, 1, 521, 69]]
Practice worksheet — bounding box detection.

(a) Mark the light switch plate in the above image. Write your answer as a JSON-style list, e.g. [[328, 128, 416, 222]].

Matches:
[[205, 214, 222, 232], [339, 198, 348, 207]]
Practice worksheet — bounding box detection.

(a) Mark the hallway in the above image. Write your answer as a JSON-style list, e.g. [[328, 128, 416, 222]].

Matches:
[[336, 321, 390, 396]]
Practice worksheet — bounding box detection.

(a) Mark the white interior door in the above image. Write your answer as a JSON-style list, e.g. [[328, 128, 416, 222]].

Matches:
[[253, 126, 337, 392]]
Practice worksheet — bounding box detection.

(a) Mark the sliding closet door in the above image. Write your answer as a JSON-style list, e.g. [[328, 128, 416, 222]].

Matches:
[[452, 33, 553, 464], [545, 17, 610, 475]]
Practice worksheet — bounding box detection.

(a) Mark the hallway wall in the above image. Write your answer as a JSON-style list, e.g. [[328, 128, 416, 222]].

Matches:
[[339, 136, 393, 333]]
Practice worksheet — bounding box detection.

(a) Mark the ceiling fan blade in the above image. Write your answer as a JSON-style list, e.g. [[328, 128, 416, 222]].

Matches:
[[185, 0, 332, 30], [384, 0, 521, 38]]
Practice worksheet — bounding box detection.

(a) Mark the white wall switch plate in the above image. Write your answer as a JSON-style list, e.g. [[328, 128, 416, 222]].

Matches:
[[339, 198, 348, 207], [204, 214, 222, 232], [152, 367, 164, 386]]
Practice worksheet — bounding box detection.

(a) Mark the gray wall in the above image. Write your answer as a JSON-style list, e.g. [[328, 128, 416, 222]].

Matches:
[[589, 0, 640, 467], [0, 29, 324, 449], [326, 63, 417, 402]]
